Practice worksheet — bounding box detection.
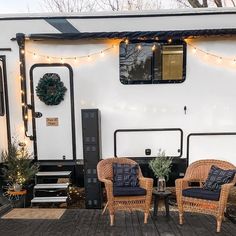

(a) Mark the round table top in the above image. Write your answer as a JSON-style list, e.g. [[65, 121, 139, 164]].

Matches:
[[152, 189, 172, 196], [8, 189, 27, 196]]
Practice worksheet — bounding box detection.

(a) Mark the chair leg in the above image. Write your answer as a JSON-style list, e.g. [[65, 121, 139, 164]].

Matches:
[[144, 212, 148, 224], [110, 214, 114, 226], [102, 202, 108, 215], [217, 217, 222, 233], [179, 212, 184, 225]]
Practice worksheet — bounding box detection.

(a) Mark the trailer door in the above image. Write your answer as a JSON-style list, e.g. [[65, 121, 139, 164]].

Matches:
[[0, 58, 8, 156], [30, 64, 76, 161]]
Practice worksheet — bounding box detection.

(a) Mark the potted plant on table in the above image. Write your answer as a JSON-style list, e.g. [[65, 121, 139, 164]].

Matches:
[[1, 140, 39, 192], [149, 149, 173, 192]]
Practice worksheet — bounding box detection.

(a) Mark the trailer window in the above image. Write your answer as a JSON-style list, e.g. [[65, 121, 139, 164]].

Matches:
[[0, 66, 4, 116], [120, 41, 186, 84]]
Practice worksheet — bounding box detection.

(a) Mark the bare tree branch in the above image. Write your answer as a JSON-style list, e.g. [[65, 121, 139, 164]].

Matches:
[[230, 0, 236, 7]]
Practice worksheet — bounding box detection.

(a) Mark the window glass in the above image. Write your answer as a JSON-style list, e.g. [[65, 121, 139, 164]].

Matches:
[[120, 41, 185, 84], [0, 66, 5, 116], [161, 45, 184, 81], [120, 42, 153, 84]]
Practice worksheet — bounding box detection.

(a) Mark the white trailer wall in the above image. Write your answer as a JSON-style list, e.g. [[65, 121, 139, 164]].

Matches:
[[24, 37, 236, 164]]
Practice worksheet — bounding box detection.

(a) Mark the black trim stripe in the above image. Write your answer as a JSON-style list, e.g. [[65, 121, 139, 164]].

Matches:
[[45, 18, 80, 33], [0, 48, 11, 51]]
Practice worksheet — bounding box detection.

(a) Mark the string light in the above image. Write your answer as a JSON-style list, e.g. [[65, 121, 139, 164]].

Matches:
[[152, 44, 156, 51], [21, 49, 25, 54], [167, 38, 172, 43], [217, 57, 222, 64], [125, 38, 129, 44], [46, 56, 51, 63], [188, 42, 236, 68], [137, 44, 142, 50], [192, 47, 197, 54], [27, 44, 116, 63]]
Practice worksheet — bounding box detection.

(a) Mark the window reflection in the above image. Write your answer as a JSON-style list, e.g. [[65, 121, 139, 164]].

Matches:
[[120, 41, 185, 84]]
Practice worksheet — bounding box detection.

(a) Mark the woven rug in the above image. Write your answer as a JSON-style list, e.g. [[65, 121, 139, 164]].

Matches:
[[1, 208, 66, 220]]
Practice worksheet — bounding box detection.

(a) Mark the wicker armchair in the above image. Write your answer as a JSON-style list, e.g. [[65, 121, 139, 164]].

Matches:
[[176, 159, 236, 232], [97, 157, 153, 226]]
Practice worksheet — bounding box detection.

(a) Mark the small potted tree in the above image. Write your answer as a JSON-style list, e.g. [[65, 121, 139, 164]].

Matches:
[[149, 149, 173, 192], [1, 140, 39, 192]]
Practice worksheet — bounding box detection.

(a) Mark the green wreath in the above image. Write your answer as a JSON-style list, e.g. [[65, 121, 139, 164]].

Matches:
[[36, 73, 67, 106]]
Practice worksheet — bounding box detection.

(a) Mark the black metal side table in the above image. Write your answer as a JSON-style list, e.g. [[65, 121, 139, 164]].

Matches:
[[152, 189, 172, 217]]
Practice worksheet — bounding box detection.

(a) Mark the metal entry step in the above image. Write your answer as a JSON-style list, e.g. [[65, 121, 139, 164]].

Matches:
[[31, 196, 68, 203], [36, 171, 71, 177], [34, 183, 69, 190]]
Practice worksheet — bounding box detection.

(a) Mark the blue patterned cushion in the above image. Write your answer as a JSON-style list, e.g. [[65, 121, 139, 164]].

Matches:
[[183, 188, 220, 201], [203, 165, 235, 191], [113, 186, 146, 196], [113, 163, 139, 187]]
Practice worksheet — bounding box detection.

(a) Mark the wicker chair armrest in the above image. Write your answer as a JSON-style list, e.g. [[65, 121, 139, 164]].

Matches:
[[139, 177, 153, 191], [219, 183, 235, 200], [100, 178, 114, 201], [99, 178, 113, 187], [175, 178, 190, 191]]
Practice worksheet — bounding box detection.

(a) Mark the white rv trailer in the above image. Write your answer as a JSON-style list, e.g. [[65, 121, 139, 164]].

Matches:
[[0, 8, 236, 185]]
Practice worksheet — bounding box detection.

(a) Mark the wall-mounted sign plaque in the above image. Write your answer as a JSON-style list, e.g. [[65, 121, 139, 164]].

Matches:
[[46, 117, 59, 126]]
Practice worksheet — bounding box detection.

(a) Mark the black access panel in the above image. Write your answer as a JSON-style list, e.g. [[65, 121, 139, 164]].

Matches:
[[81, 109, 103, 209]]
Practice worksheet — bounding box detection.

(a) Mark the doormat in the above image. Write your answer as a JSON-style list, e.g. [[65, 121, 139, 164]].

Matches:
[[1, 208, 66, 220]]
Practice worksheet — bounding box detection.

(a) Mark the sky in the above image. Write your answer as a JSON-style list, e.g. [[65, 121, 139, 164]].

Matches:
[[0, 0, 43, 13], [0, 0, 175, 13], [1, 0, 236, 14]]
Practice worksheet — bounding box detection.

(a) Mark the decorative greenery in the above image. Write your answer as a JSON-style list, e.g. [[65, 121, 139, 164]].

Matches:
[[149, 149, 173, 180], [36, 73, 67, 105], [1, 140, 39, 187]]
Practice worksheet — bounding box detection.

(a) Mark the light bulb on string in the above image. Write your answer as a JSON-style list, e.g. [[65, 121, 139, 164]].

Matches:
[[47, 56, 51, 63], [192, 47, 197, 54], [21, 49, 25, 54], [167, 38, 172, 44], [217, 57, 222, 64], [125, 38, 129, 45], [152, 44, 156, 51], [137, 44, 142, 50], [231, 59, 236, 66]]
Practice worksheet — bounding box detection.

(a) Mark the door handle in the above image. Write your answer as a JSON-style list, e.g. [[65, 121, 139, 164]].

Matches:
[[35, 112, 43, 118]]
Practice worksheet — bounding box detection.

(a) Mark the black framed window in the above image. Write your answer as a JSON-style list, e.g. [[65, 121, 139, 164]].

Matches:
[[120, 40, 186, 84], [0, 66, 5, 116]]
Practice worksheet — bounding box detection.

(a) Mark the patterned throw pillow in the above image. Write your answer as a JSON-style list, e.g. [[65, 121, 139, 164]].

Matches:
[[203, 165, 236, 191], [113, 163, 139, 187]]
